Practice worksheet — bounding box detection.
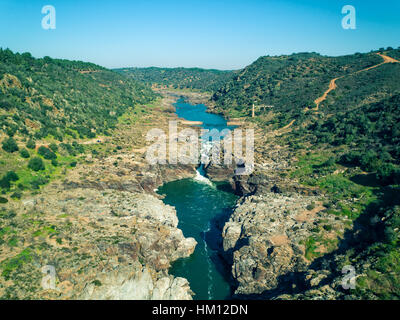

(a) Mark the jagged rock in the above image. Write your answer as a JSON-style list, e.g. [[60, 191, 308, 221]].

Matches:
[[80, 265, 193, 300], [222, 192, 335, 296], [3, 185, 198, 300]]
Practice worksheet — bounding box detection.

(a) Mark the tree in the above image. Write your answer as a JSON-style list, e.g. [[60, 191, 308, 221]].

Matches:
[[5, 171, 19, 182], [0, 171, 19, 190], [26, 139, 36, 149], [0, 177, 10, 189], [28, 157, 45, 171], [20, 148, 30, 158], [2, 137, 19, 153], [49, 143, 58, 153], [38, 146, 56, 160]]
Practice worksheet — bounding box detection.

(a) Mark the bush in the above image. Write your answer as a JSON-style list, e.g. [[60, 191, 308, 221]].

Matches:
[[30, 176, 48, 189], [26, 139, 36, 149], [28, 157, 45, 171], [340, 152, 361, 166], [69, 161, 77, 167], [38, 146, 56, 160], [2, 137, 19, 153], [0, 171, 19, 190], [0, 178, 10, 190], [5, 171, 19, 182], [51, 158, 58, 167], [92, 279, 102, 286], [20, 148, 30, 158], [0, 197, 8, 203], [376, 164, 399, 185], [49, 143, 58, 153], [359, 151, 381, 172], [306, 203, 316, 211], [10, 192, 22, 199]]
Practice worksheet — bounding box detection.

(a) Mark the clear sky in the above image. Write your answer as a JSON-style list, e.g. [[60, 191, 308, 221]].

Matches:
[[1, 0, 399, 69]]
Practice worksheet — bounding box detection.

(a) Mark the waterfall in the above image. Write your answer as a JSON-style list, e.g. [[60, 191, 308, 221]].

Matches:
[[194, 165, 213, 186]]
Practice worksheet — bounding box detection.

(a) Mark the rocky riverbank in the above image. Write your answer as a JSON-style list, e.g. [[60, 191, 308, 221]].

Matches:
[[202, 117, 352, 299], [0, 95, 200, 300], [0, 89, 354, 300]]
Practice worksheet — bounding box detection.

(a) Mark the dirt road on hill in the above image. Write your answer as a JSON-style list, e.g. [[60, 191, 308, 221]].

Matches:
[[312, 53, 399, 111]]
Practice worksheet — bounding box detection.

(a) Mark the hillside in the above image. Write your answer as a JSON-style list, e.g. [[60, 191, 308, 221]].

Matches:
[[0, 49, 157, 199], [114, 66, 235, 92], [0, 49, 157, 140], [209, 47, 400, 299], [211, 49, 400, 119], [211, 47, 400, 184]]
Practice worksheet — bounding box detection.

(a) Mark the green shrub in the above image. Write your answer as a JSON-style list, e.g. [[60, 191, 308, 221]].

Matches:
[[20, 148, 30, 158], [0, 178, 10, 190], [5, 171, 19, 182], [69, 161, 77, 167], [0, 210, 15, 218], [92, 279, 102, 286], [28, 157, 45, 171], [26, 139, 36, 149], [0, 197, 8, 203], [0, 171, 19, 190], [30, 176, 48, 189], [17, 183, 25, 190], [38, 146, 57, 160], [2, 137, 19, 153], [306, 203, 316, 211], [376, 164, 399, 185], [10, 192, 22, 199], [49, 143, 58, 153]]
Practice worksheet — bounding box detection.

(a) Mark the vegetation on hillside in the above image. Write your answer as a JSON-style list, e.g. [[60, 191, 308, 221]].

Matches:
[[0, 48, 157, 141], [0, 49, 157, 198], [219, 47, 400, 299], [211, 50, 399, 119], [210, 46, 400, 299], [114, 66, 236, 92]]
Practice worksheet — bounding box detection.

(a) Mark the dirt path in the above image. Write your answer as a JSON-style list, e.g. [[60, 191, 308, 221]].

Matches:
[[280, 119, 295, 130], [313, 77, 342, 110], [377, 53, 400, 64], [311, 53, 399, 111]]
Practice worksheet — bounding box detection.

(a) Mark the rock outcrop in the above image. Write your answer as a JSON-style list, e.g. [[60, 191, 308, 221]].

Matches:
[[0, 93, 199, 300], [2, 185, 197, 300], [222, 193, 318, 295], [219, 130, 349, 298]]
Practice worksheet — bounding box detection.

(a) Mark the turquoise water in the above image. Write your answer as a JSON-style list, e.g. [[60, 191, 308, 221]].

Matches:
[[156, 98, 238, 300], [157, 177, 238, 300], [174, 98, 236, 139]]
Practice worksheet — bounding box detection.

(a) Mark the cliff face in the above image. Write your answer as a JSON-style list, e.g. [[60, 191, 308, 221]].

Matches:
[[223, 192, 338, 296], [2, 166, 197, 300], [80, 265, 193, 300]]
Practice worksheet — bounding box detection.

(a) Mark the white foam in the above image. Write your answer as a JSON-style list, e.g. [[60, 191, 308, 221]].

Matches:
[[194, 169, 213, 186]]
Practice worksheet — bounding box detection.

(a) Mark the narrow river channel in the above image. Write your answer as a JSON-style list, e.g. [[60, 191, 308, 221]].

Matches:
[[156, 98, 238, 300]]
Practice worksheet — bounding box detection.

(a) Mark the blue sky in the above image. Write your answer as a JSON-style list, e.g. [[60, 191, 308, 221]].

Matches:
[[1, 0, 399, 69]]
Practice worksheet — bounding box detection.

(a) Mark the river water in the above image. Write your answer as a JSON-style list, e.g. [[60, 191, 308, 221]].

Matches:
[[156, 98, 238, 300]]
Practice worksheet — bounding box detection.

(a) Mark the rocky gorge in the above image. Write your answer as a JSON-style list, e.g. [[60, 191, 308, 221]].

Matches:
[[0, 90, 354, 300], [0, 93, 202, 300], [202, 108, 353, 299]]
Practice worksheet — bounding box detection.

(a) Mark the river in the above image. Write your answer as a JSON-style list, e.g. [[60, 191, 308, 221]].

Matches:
[[156, 98, 238, 300]]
